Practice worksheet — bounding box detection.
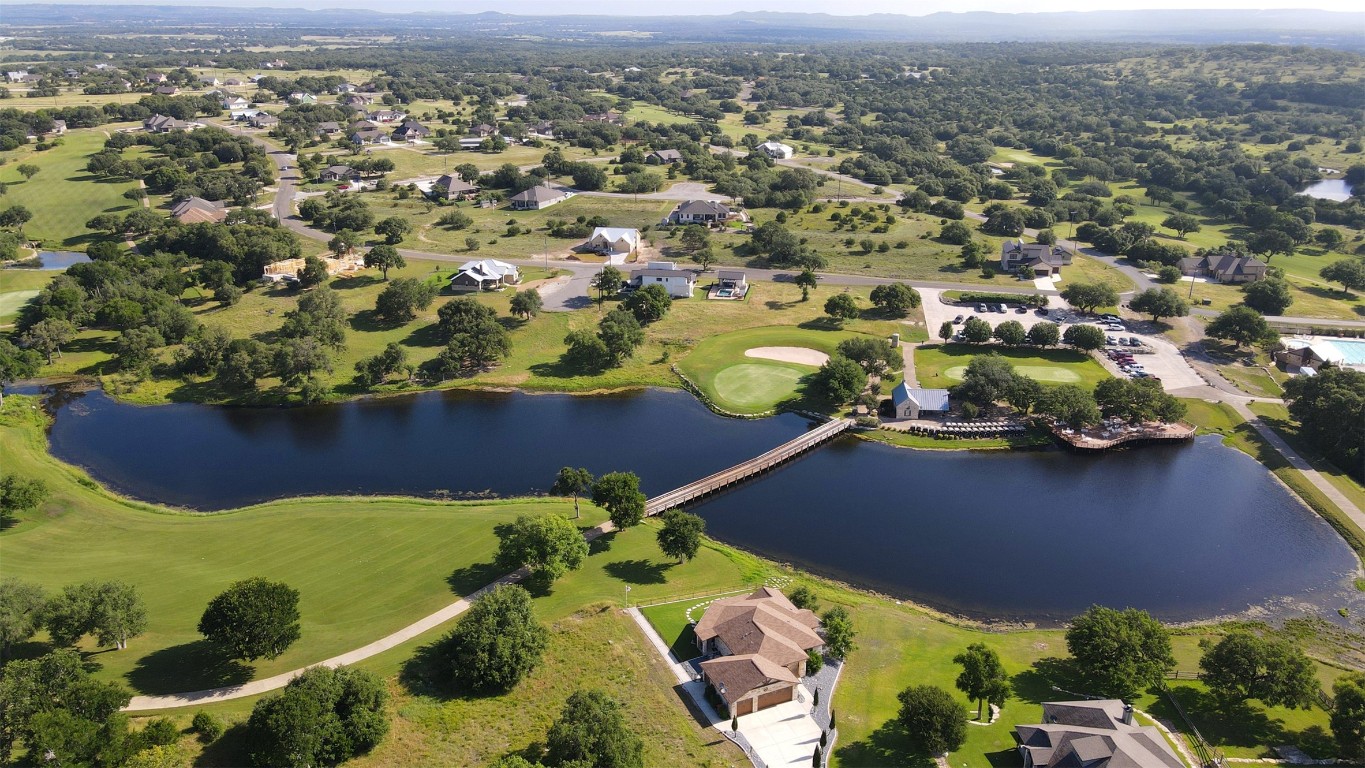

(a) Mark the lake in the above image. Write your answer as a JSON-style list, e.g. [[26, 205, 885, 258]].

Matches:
[[1300, 179, 1357, 202], [32, 386, 1364, 624]]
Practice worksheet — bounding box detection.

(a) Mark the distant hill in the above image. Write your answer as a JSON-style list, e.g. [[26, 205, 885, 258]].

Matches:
[[3, 5, 1363, 47]]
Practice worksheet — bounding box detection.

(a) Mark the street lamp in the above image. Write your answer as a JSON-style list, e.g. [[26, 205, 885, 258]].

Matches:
[[624, 584, 631, 608]]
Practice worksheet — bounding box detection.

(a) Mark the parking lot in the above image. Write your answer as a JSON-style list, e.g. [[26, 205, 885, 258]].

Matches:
[[917, 288, 1204, 392]]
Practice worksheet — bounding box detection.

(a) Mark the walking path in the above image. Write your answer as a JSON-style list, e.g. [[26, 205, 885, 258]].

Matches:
[[1227, 399, 1365, 532]]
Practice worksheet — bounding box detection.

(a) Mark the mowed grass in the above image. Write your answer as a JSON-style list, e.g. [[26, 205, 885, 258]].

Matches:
[[915, 343, 1110, 390], [0, 127, 142, 248], [0, 394, 600, 695], [677, 324, 870, 414]]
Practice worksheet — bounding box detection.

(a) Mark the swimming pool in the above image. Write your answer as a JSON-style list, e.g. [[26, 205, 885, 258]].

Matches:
[[1324, 338, 1365, 367]]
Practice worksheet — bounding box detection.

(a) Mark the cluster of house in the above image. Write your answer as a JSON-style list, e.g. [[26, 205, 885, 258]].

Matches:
[[694, 587, 824, 716]]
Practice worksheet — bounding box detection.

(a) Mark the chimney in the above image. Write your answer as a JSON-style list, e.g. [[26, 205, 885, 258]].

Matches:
[[1121, 704, 1134, 726]]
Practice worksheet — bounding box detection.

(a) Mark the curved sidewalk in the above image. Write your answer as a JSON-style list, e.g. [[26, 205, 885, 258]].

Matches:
[[125, 522, 614, 711]]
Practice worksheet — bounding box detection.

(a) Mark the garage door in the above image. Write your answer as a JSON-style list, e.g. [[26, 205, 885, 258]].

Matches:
[[756, 687, 793, 712]]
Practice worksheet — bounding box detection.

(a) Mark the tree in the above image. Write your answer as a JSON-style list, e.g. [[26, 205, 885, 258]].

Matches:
[[1155, 265, 1183, 284], [1283, 367, 1365, 478], [366, 244, 405, 279], [939, 321, 954, 343], [593, 471, 646, 530], [939, 220, 973, 245], [20, 318, 76, 363], [1198, 631, 1317, 709], [572, 163, 608, 191], [374, 215, 411, 245], [0, 474, 48, 522], [896, 685, 968, 756], [1129, 287, 1188, 322], [1027, 322, 1060, 348], [0, 579, 45, 659], [198, 577, 302, 661], [494, 514, 589, 582], [46, 580, 148, 651], [813, 355, 868, 404], [437, 210, 473, 230], [1248, 230, 1295, 262], [1062, 324, 1106, 351], [1206, 306, 1275, 349], [0, 649, 132, 764], [1241, 278, 1293, 315], [355, 342, 408, 386], [1065, 605, 1174, 698], [374, 277, 438, 324], [1331, 672, 1365, 760], [510, 288, 543, 319], [788, 585, 819, 612], [869, 283, 921, 317], [953, 643, 1010, 720], [824, 293, 859, 322], [1320, 259, 1365, 295], [296, 254, 330, 289], [246, 665, 388, 768], [656, 510, 705, 563], [591, 266, 624, 304], [551, 467, 594, 518], [961, 316, 992, 344], [545, 689, 644, 768], [0, 339, 42, 405], [16, 164, 39, 181], [597, 307, 644, 364], [821, 606, 857, 659], [1060, 282, 1119, 313], [795, 268, 819, 301], [564, 328, 612, 371], [1161, 213, 1201, 238], [1036, 384, 1102, 427], [623, 283, 672, 323], [993, 320, 1026, 346], [1315, 227, 1346, 252], [837, 337, 901, 377], [679, 224, 710, 252], [445, 584, 548, 693], [691, 246, 716, 271], [0, 205, 32, 236]]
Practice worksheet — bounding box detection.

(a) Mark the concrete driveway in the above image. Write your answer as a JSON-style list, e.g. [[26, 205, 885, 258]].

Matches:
[[739, 691, 824, 768]]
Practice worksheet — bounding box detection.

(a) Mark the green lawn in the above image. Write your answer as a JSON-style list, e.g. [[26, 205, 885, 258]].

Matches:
[[0, 127, 143, 249], [915, 343, 1110, 390], [1247, 400, 1365, 518]]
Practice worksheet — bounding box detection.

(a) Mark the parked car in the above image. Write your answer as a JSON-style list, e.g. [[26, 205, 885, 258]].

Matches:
[[953, 314, 965, 324], [997, 304, 1008, 313], [1106, 336, 1118, 345], [1101, 314, 1120, 321], [1015, 306, 1028, 314], [976, 304, 988, 313], [1128, 336, 1142, 346], [1035, 307, 1050, 316]]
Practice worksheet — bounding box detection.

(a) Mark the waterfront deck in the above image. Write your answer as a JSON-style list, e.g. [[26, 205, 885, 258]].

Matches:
[[1051, 421, 1196, 451], [645, 418, 855, 515]]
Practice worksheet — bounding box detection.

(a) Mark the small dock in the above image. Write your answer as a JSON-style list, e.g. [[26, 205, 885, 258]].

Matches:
[[645, 418, 855, 515], [1051, 421, 1196, 452]]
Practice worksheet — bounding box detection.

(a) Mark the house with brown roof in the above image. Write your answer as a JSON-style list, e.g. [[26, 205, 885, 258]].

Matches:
[[1177, 252, 1267, 284], [648, 149, 683, 164], [171, 196, 227, 224], [434, 174, 480, 201], [695, 587, 824, 716], [509, 184, 572, 211], [1015, 700, 1183, 768]]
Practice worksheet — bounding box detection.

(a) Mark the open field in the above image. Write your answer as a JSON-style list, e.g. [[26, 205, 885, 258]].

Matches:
[[915, 343, 1111, 390], [676, 325, 866, 413], [0, 127, 142, 248]]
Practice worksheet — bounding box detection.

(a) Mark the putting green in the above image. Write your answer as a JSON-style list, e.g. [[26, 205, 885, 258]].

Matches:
[[942, 365, 1082, 383], [712, 363, 808, 410], [0, 289, 38, 322]]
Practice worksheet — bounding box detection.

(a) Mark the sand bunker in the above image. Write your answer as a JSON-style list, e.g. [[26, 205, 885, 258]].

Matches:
[[744, 346, 829, 366]]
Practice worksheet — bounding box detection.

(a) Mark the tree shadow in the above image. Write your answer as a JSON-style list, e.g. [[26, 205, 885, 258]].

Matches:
[[193, 722, 251, 767], [529, 356, 603, 381], [602, 558, 674, 585], [126, 640, 253, 695], [349, 308, 401, 333], [1145, 684, 1288, 751], [588, 530, 616, 555], [797, 317, 845, 331], [446, 560, 506, 596], [986, 748, 1024, 768], [401, 322, 445, 348], [834, 718, 935, 768], [331, 274, 381, 290], [397, 635, 455, 698]]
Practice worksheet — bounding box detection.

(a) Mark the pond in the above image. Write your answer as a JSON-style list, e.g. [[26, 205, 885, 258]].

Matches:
[[1299, 179, 1357, 202], [29, 385, 1364, 624], [4, 250, 94, 270]]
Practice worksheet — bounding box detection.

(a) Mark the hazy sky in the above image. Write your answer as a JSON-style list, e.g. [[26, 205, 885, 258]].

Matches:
[[23, 0, 1365, 13]]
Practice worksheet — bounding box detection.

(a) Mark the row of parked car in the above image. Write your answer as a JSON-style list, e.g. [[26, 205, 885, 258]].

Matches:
[[1106, 349, 1157, 380]]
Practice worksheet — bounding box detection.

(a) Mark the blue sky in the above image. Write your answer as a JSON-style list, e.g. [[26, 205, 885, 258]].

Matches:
[[22, 0, 1365, 12]]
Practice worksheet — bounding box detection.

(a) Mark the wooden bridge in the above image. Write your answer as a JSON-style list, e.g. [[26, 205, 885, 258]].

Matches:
[[645, 418, 856, 516]]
